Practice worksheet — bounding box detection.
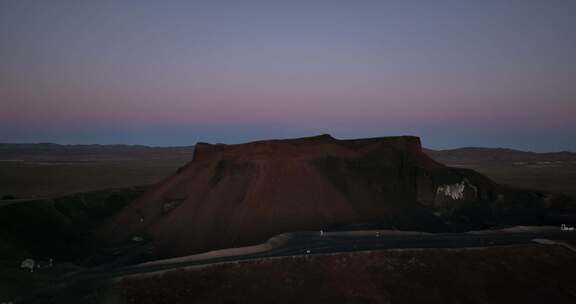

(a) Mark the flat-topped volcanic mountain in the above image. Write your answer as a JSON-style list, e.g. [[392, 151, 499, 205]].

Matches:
[[96, 135, 572, 258]]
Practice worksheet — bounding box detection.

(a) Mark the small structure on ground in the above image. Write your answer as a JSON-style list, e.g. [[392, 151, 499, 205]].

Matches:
[[20, 259, 35, 273]]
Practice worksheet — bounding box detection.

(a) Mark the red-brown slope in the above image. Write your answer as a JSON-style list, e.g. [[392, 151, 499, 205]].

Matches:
[[118, 246, 576, 304], [96, 135, 496, 257]]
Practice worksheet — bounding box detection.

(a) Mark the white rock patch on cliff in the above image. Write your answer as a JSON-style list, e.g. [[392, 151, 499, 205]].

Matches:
[[436, 180, 477, 200]]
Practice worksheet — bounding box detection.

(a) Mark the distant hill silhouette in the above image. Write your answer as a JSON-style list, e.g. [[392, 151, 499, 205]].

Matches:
[[4, 142, 573, 163], [424, 147, 576, 165], [0, 143, 195, 161]]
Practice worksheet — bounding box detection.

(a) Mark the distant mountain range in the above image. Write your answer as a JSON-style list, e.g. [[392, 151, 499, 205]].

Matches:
[[2, 142, 574, 163], [424, 147, 576, 165], [0, 143, 195, 161]]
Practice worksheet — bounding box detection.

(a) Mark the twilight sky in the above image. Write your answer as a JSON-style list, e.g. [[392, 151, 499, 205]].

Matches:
[[1, 0, 575, 151]]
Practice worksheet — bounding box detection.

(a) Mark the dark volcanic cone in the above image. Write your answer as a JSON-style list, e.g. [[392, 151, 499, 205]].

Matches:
[[96, 135, 501, 258]]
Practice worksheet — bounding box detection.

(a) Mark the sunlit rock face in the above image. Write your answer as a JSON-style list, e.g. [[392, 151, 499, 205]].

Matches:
[[436, 179, 478, 201], [437, 182, 466, 200]]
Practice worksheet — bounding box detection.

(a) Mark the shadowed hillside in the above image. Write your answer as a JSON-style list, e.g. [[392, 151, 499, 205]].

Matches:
[[97, 135, 575, 258]]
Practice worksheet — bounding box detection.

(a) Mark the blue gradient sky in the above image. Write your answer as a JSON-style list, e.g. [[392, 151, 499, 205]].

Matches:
[[1, 0, 575, 151]]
